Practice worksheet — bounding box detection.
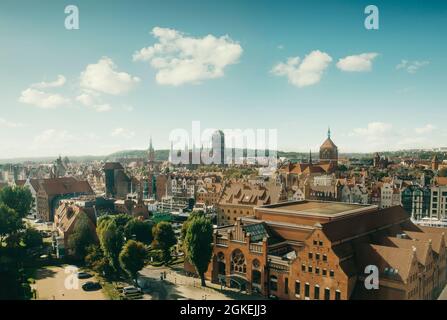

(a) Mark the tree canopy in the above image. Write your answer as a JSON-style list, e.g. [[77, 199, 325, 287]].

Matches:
[[67, 212, 96, 259], [119, 240, 147, 284], [0, 203, 22, 243], [23, 227, 43, 249], [98, 219, 124, 272], [152, 222, 177, 264], [124, 219, 153, 245], [0, 186, 33, 218], [183, 216, 213, 286]]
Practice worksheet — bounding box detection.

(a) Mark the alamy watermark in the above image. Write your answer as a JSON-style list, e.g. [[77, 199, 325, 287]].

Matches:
[[65, 5, 79, 30], [168, 121, 278, 169], [364, 5, 379, 30]]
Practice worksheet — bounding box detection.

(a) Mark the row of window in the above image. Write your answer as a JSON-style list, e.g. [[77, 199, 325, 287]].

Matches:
[[308, 252, 328, 261], [312, 240, 324, 246], [295, 281, 341, 300], [302, 264, 334, 277]]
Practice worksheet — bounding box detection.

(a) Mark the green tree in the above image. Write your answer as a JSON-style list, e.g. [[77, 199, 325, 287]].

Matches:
[[119, 240, 147, 285], [180, 211, 205, 243], [124, 219, 153, 245], [67, 212, 96, 259], [85, 244, 113, 277], [98, 219, 124, 272], [0, 186, 33, 218], [184, 216, 213, 286], [0, 204, 22, 244], [152, 222, 177, 264], [113, 214, 133, 232], [22, 227, 43, 249]]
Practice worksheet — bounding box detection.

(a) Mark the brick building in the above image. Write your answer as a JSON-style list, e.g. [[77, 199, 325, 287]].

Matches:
[[204, 200, 447, 300], [217, 181, 287, 226], [36, 177, 94, 221]]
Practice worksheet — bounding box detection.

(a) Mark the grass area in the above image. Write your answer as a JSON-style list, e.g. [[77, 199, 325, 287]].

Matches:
[[99, 278, 122, 300]]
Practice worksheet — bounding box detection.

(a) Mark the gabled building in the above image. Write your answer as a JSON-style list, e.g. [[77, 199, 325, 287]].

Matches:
[[203, 200, 447, 300], [36, 177, 94, 221]]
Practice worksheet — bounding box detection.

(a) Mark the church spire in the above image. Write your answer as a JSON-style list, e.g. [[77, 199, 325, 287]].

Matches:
[[309, 149, 312, 164], [327, 126, 331, 139]]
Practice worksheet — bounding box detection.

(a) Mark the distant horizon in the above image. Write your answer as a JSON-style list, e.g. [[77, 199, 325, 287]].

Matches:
[[0, 146, 445, 164]]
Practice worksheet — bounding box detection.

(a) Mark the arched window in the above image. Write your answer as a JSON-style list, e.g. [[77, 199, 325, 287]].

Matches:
[[231, 249, 246, 274], [252, 270, 261, 285], [217, 252, 226, 275]]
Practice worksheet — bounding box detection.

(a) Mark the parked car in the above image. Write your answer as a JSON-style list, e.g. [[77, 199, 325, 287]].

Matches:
[[77, 272, 93, 279], [34, 219, 43, 224], [123, 286, 142, 295], [82, 281, 102, 291]]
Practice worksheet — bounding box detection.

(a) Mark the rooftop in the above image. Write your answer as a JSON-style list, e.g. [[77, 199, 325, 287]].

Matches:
[[258, 200, 376, 217]]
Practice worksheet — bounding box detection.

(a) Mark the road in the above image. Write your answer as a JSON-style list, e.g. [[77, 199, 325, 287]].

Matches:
[[139, 265, 265, 300], [33, 265, 107, 300], [438, 283, 447, 300]]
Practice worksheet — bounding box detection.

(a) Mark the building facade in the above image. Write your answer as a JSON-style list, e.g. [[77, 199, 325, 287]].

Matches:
[[203, 201, 447, 300]]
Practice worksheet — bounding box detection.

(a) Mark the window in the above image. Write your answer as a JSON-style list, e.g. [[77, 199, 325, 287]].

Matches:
[[335, 290, 341, 300], [252, 270, 261, 285], [319, 241, 323, 246], [295, 281, 301, 296], [308, 252, 313, 259], [330, 270, 335, 277], [302, 264, 306, 272], [305, 283, 310, 299], [285, 278, 289, 294], [323, 254, 327, 262], [316, 253, 320, 260], [316, 267, 320, 275], [269, 276, 278, 292], [313, 240, 318, 246], [322, 269, 327, 276], [308, 265, 313, 273], [324, 288, 330, 300], [314, 285, 320, 300]]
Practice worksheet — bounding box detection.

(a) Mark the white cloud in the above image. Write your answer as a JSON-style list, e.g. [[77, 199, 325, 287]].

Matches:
[[415, 124, 436, 134], [396, 60, 429, 73], [76, 92, 96, 106], [19, 88, 70, 109], [351, 122, 393, 140], [33, 129, 74, 145], [31, 75, 66, 89], [93, 104, 112, 112], [19, 75, 70, 109], [76, 92, 111, 112], [0, 118, 24, 128], [336, 53, 378, 72], [133, 27, 243, 86], [271, 50, 332, 87], [80, 57, 140, 95], [111, 128, 135, 139]]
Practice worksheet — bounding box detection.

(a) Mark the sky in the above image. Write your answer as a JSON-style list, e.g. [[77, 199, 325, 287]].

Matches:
[[0, 0, 446, 159]]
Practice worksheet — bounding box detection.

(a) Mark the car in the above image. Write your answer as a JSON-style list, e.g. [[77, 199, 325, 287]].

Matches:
[[77, 272, 93, 279], [123, 286, 142, 295], [34, 219, 43, 224], [82, 281, 102, 291]]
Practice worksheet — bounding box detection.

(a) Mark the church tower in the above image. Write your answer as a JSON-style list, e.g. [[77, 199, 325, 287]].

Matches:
[[432, 154, 439, 171], [319, 127, 338, 163]]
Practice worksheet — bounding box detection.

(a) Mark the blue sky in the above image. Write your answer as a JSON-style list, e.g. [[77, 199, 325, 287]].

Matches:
[[0, 0, 446, 158]]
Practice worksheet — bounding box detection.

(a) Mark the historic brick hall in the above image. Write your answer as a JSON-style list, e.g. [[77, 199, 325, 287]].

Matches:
[[204, 200, 447, 300]]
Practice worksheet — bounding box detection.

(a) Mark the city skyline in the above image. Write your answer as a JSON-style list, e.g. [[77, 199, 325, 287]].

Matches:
[[1, 0, 446, 158]]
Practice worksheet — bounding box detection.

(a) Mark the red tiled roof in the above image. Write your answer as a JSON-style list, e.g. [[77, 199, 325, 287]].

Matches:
[[39, 178, 93, 197]]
